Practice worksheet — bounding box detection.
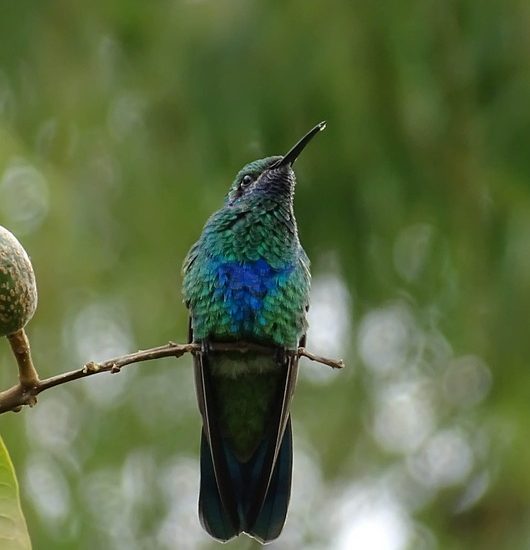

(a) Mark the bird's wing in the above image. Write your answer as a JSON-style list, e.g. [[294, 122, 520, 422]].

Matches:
[[245, 346, 300, 532], [190, 319, 241, 539]]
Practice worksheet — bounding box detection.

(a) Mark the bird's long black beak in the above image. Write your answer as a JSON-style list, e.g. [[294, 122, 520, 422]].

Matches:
[[273, 121, 326, 168]]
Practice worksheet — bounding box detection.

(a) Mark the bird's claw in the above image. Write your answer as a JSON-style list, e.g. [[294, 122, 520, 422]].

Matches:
[[200, 340, 212, 355]]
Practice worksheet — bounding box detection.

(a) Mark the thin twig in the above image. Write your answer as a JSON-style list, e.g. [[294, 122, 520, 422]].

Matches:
[[0, 341, 344, 414], [298, 347, 345, 370]]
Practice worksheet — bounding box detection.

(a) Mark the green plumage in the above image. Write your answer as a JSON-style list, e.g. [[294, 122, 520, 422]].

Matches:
[[183, 122, 325, 543], [213, 364, 282, 460], [183, 157, 309, 458], [183, 157, 310, 345]]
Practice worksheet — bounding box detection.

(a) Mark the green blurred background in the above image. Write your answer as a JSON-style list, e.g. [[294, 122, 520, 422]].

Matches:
[[1, 1, 530, 548]]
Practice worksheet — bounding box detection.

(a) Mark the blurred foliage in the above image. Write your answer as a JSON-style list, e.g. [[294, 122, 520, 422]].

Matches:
[[1, 1, 530, 549]]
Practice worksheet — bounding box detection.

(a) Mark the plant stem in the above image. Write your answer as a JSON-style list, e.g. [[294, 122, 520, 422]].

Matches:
[[7, 328, 39, 388]]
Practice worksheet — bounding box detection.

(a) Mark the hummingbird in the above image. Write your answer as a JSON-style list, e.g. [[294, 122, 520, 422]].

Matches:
[[182, 122, 325, 543]]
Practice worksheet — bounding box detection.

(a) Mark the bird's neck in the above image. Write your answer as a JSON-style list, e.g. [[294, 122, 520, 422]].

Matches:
[[207, 200, 299, 266]]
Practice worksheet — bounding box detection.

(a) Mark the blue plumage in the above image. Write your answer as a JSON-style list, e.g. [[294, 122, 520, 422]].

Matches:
[[213, 259, 293, 332]]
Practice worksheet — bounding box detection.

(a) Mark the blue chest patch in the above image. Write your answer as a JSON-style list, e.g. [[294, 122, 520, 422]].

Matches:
[[213, 258, 291, 333]]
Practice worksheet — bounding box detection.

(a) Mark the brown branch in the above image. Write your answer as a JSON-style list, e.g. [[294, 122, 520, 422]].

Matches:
[[298, 347, 345, 370], [0, 341, 344, 414]]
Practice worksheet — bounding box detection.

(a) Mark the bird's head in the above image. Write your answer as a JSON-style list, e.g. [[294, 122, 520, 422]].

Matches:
[[225, 122, 326, 207]]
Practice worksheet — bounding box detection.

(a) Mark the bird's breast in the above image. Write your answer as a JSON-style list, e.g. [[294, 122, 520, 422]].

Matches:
[[187, 249, 308, 347], [212, 258, 293, 338]]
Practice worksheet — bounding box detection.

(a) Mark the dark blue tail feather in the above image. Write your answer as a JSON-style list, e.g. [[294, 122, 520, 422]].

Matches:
[[247, 419, 293, 543], [199, 420, 293, 544], [198, 431, 239, 542]]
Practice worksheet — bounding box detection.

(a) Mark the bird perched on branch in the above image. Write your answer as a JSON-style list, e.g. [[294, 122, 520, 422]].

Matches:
[[183, 122, 325, 543]]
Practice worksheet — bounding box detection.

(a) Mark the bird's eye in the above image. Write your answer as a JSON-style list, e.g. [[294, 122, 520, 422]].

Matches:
[[241, 175, 253, 187]]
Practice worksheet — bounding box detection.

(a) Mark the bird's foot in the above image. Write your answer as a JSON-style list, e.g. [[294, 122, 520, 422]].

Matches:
[[200, 340, 212, 355]]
